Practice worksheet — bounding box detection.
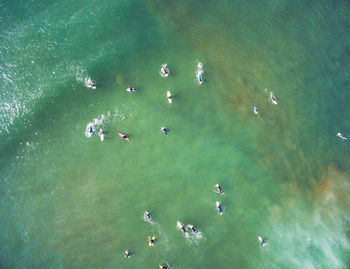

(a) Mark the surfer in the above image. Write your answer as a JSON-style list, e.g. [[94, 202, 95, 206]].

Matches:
[[177, 221, 189, 237], [85, 124, 94, 137], [167, 91, 172, 104], [258, 236, 267, 247], [160, 265, 170, 269], [148, 236, 156, 246], [126, 87, 136, 92], [216, 201, 223, 215], [98, 129, 104, 142], [215, 184, 224, 194], [336, 132, 347, 141], [124, 250, 131, 258], [85, 78, 96, 89], [161, 127, 169, 135], [144, 211, 152, 222], [269, 91, 278, 105], [159, 64, 169, 77], [187, 224, 198, 234], [196, 62, 204, 85], [118, 132, 130, 141], [253, 106, 258, 115], [197, 71, 203, 85]]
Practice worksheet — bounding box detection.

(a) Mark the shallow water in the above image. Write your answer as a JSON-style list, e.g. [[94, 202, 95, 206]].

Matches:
[[1, 1, 350, 268]]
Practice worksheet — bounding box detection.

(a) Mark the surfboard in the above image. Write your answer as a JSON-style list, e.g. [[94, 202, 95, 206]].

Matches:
[[167, 91, 172, 103], [118, 132, 130, 141]]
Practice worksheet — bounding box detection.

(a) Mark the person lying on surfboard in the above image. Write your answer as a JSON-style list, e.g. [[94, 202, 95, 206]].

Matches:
[[124, 250, 130, 258], [269, 91, 278, 105], [148, 236, 156, 246], [337, 132, 347, 141], [161, 127, 169, 135], [126, 87, 136, 92], [85, 78, 96, 89], [85, 124, 94, 137], [215, 184, 224, 194], [144, 211, 152, 222], [159, 64, 169, 77], [216, 201, 223, 215], [177, 221, 189, 238], [196, 62, 204, 85], [258, 236, 267, 247], [186, 224, 199, 234], [197, 70, 203, 85], [167, 91, 172, 104], [98, 129, 104, 141], [118, 132, 130, 141]]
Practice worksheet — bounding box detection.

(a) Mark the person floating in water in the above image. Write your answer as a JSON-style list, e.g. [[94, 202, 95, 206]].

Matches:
[[253, 106, 258, 115], [126, 87, 136, 92], [144, 211, 152, 222], [216, 201, 223, 215], [215, 184, 224, 194], [161, 127, 169, 135], [167, 91, 172, 104], [148, 236, 156, 246], [124, 250, 130, 258], [258, 236, 267, 247], [98, 129, 104, 142], [336, 132, 347, 141], [159, 64, 169, 77]]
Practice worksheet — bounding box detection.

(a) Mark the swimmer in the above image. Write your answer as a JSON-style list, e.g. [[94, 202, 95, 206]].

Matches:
[[161, 127, 169, 135], [148, 236, 156, 246], [269, 91, 278, 105], [167, 91, 172, 104], [124, 250, 130, 258], [186, 224, 198, 234], [144, 211, 152, 222], [126, 87, 136, 92], [216, 201, 223, 215], [177, 221, 189, 237], [98, 129, 104, 142], [336, 132, 348, 141], [159, 64, 169, 77], [215, 184, 224, 194], [258, 236, 267, 247], [253, 106, 258, 115]]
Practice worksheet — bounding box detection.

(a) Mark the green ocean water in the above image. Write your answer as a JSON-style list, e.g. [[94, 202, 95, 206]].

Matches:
[[1, 0, 350, 268]]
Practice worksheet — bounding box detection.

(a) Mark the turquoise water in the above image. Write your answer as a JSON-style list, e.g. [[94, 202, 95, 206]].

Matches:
[[1, 1, 350, 268]]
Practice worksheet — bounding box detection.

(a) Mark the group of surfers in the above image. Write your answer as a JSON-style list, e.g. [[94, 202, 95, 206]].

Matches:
[[84, 63, 347, 268]]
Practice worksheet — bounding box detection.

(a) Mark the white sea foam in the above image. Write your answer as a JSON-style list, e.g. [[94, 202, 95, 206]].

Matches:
[[113, 108, 126, 121], [264, 171, 350, 268], [84, 114, 107, 137]]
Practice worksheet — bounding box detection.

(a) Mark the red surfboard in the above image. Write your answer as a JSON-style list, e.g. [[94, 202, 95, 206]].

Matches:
[[118, 132, 130, 141]]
